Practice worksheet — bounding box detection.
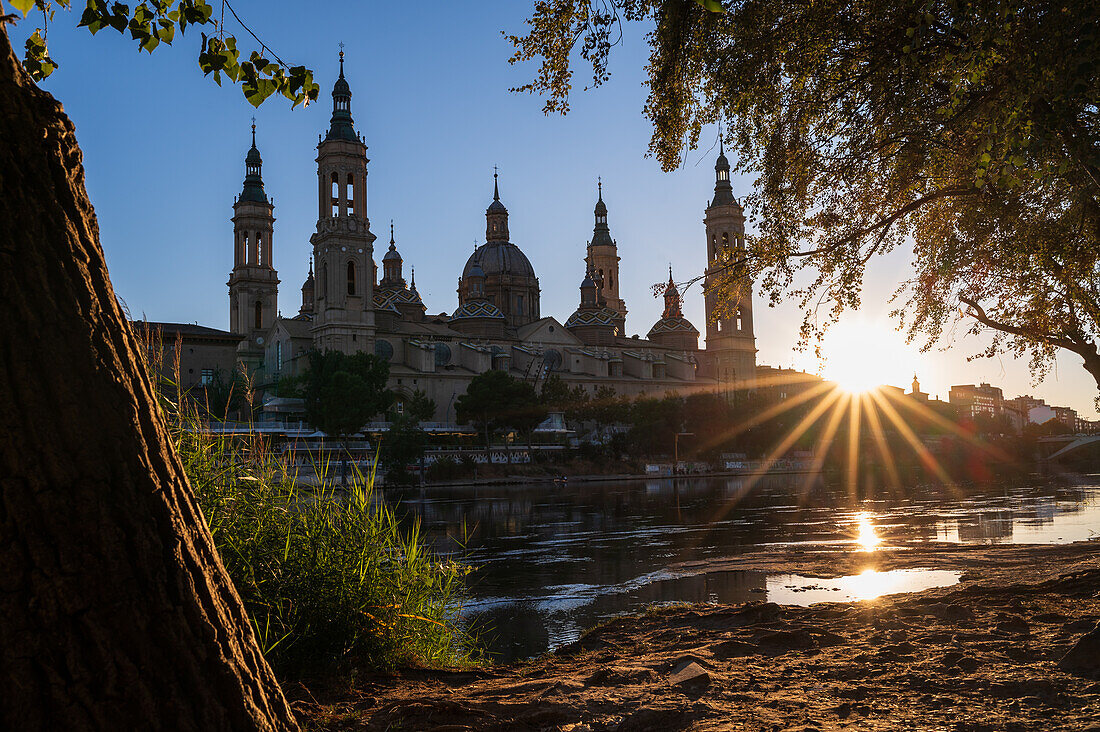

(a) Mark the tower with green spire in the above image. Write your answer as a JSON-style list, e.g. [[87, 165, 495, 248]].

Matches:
[[310, 49, 377, 354], [228, 120, 279, 366], [702, 138, 756, 393], [584, 178, 626, 327]]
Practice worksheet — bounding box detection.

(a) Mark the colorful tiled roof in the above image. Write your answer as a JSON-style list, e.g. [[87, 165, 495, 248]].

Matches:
[[450, 301, 506, 320], [648, 316, 699, 337]]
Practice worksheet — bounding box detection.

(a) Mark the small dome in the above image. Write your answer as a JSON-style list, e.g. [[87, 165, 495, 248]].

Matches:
[[333, 74, 351, 97], [487, 198, 507, 214], [648, 316, 699, 337], [383, 245, 402, 262], [467, 261, 486, 280], [463, 241, 536, 280], [581, 271, 596, 289], [245, 144, 262, 165], [715, 150, 730, 171]]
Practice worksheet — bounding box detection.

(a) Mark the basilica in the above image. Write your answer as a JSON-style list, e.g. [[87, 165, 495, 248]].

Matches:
[[217, 54, 757, 423]]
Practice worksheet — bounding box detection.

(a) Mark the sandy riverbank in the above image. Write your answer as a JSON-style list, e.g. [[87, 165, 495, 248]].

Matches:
[[293, 541, 1100, 731]]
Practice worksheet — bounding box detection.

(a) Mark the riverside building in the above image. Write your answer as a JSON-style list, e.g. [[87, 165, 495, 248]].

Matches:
[[163, 54, 760, 422]]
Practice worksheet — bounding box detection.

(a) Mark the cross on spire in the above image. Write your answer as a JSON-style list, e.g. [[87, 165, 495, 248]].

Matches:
[[250, 116, 256, 146], [493, 165, 500, 201], [338, 42, 345, 75], [390, 219, 395, 246]]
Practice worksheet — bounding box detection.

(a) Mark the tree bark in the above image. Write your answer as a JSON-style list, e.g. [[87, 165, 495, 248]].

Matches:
[[0, 26, 297, 731]]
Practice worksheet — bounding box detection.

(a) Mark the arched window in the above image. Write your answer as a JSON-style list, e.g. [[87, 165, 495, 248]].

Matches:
[[722, 232, 729, 248], [330, 172, 339, 217], [242, 232, 250, 264], [255, 232, 263, 266], [347, 261, 356, 295], [736, 309, 743, 331], [321, 263, 328, 297], [346, 173, 355, 217], [254, 301, 263, 330]]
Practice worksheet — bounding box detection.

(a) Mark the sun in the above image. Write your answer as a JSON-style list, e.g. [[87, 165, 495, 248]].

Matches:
[[816, 318, 915, 394]]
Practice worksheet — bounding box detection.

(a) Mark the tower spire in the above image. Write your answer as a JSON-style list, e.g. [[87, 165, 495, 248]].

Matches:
[[486, 166, 509, 242], [710, 127, 736, 208], [326, 45, 356, 142], [241, 120, 266, 203]]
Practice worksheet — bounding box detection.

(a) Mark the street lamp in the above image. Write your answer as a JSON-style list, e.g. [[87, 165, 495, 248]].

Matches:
[[674, 431, 694, 474]]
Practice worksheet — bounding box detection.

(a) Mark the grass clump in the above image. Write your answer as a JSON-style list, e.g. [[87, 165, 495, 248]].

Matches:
[[143, 327, 478, 675]]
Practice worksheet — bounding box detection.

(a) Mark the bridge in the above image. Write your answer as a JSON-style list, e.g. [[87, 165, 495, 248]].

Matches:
[[1038, 433, 1100, 461]]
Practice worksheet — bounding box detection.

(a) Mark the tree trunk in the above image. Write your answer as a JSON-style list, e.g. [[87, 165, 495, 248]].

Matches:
[[0, 27, 297, 730]]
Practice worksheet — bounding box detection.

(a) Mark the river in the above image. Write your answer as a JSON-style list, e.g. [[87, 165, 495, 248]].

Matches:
[[383, 474, 1100, 662]]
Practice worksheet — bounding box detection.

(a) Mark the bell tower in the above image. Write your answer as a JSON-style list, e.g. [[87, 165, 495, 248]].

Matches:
[[703, 141, 756, 391], [585, 179, 626, 326], [310, 50, 377, 354], [228, 121, 279, 365]]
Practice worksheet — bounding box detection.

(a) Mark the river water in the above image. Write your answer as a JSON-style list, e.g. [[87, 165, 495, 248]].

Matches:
[[384, 474, 1100, 662]]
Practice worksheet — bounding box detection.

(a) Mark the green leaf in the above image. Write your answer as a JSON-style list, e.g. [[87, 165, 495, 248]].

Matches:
[[692, 0, 724, 12], [10, 0, 35, 17], [244, 78, 277, 107]]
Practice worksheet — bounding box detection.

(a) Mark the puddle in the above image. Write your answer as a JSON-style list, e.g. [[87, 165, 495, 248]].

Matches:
[[767, 568, 961, 605]]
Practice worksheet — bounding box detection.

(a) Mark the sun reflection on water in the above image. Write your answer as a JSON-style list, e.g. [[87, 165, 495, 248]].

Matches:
[[855, 512, 882, 551]]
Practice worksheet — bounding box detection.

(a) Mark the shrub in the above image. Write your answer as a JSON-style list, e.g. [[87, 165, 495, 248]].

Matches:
[[143, 327, 477, 674]]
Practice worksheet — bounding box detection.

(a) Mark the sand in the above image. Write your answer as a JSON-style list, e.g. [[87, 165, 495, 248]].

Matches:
[[294, 542, 1100, 731]]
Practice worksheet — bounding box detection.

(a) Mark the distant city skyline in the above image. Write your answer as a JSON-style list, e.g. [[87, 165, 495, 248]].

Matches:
[[10, 1, 1097, 415]]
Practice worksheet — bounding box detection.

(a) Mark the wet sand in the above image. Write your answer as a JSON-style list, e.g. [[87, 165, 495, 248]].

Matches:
[[295, 541, 1100, 731]]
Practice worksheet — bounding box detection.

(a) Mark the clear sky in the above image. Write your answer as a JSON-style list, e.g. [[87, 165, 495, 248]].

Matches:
[[10, 1, 1098, 416]]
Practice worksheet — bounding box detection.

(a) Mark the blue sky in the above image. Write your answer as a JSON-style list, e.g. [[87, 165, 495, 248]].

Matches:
[[9, 1, 1098, 415]]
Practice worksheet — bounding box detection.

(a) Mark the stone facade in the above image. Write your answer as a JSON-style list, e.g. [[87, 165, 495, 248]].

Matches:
[[201, 56, 763, 423], [700, 143, 757, 391]]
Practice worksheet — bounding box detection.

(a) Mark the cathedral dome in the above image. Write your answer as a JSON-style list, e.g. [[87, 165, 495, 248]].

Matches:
[[463, 241, 536, 280]]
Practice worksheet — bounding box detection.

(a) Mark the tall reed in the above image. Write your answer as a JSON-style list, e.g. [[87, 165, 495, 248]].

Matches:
[[139, 325, 477, 674]]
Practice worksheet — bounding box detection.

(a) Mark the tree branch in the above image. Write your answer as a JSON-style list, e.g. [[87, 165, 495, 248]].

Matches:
[[959, 294, 1085, 354]]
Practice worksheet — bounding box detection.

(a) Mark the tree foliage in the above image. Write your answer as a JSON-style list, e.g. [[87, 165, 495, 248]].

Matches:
[[455, 370, 545, 446], [302, 350, 392, 441], [382, 390, 436, 484], [9, 0, 318, 107], [511, 0, 1100, 390]]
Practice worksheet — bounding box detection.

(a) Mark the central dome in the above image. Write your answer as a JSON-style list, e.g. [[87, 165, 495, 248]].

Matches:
[[463, 241, 536, 280]]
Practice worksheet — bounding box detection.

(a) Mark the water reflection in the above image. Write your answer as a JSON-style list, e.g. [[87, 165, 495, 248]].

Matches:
[[384, 476, 1100, 661], [855, 512, 882, 551], [767, 568, 961, 605]]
